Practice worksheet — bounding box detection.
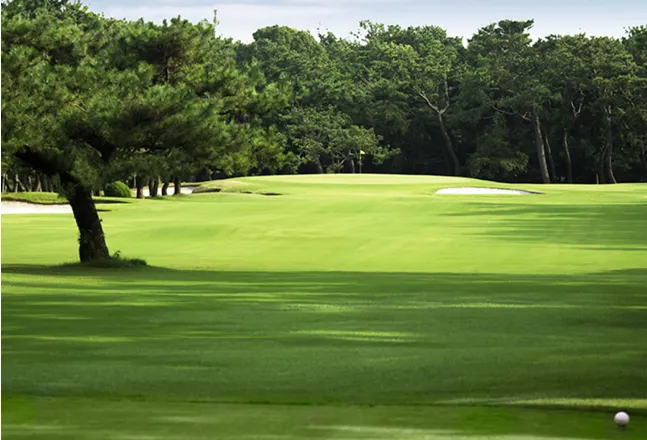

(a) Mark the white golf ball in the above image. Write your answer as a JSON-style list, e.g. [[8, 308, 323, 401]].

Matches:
[[614, 411, 630, 427]]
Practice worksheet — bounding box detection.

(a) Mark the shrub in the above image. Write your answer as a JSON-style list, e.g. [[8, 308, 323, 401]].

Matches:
[[88, 251, 147, 268], [62, 251, 148, 269], [104, 181, 131, 198]]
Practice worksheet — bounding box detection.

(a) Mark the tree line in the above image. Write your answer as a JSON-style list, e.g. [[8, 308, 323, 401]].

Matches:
[[2, 0, 646, 261]]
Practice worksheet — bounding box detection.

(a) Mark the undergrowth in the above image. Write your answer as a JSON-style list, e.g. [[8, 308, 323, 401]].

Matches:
[[62, 251, 147, 269]]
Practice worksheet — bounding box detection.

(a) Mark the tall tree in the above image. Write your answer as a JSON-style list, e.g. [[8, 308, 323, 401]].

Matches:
[[467, 20, 554, 183], [356, 22, 464, 175], [2, 1, 289, 261]]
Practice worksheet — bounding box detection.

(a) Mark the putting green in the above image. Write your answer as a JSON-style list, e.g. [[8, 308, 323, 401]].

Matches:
[[2, 174, 646, 439]]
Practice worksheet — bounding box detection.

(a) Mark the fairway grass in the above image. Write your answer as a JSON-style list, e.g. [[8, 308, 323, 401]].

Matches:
[[3, 398, 644, 440], [2, 174, 647, 439]]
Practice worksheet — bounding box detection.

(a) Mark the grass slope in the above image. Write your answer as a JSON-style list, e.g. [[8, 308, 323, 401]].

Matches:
[[2, 174, 647, 439]]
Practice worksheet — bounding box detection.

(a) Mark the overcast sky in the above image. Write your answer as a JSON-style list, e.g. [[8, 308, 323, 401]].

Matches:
[[85, 0, 646, 42]]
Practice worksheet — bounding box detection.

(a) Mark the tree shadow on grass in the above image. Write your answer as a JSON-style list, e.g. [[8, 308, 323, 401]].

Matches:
[[2, 265, 647, 313], [3, 265, 647, 412], [439, 202, 647, 247]]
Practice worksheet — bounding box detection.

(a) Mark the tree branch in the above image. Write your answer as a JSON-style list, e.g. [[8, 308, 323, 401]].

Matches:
[[570, 100, 583, 119], [14, 146, 79, 189], [442, 79, 450, 111], [417, 89, 446, 115], [489, 101, 529, 121]]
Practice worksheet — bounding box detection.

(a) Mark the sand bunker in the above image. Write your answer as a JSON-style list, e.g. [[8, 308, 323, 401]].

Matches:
[[436, 187, 535, 195], [1, 201, 73, 215]]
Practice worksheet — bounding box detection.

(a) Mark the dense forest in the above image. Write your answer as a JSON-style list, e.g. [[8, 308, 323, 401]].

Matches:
[[3, 0, 647, 199]]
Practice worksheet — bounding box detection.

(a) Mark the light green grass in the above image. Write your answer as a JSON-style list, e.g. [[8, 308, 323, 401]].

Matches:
[[2, 397, 641, 440], [2, 191, 68, 204], [2, 174, 647, 439]]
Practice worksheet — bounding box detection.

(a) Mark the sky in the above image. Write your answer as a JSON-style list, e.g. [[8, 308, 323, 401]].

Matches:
[[85, 0, 646, 42]]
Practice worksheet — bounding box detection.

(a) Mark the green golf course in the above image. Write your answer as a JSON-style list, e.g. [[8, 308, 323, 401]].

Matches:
[[2, 174, 647, 439]]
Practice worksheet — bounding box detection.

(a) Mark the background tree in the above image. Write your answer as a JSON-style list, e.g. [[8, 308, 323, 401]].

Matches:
[[283, 107, 392, 173], [466, 20, 554, 183], [356, 22, 464, 175]]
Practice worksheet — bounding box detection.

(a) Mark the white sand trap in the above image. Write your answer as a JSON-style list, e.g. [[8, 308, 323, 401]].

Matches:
[[1, 201, 73, 215], [436, 187, 534, 195]]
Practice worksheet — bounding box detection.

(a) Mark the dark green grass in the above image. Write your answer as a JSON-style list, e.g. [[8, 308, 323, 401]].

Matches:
[[2, 175, 647, 438], [1, 191, 133, 204], [3, 266, 647, 408]]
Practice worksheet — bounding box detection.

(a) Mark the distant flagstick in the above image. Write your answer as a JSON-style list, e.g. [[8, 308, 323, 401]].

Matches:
[[359, 150, 365, 174]]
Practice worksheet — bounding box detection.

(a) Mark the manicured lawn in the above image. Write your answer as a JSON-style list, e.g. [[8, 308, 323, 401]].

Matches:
[[2, 174, 647, 439]]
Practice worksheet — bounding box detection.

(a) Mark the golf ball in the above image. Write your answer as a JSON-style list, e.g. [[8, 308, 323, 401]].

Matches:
[[614, 411, 630, 427]]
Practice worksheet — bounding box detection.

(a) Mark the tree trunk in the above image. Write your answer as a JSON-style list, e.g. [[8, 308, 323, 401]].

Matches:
[[604, 116, 617, 184], [315, 160, 324, 174], [541, 126, 557, 182], [435, 112, 460, 176], [605, 153, 616, 184], [40, 174, 50, 192], [597, 146, 608, 184], [598, 169, 607, 184], [149, 177, 159, 197], [66, 182, 111, 262], [136, 176, 145, 199], [349, 158, 356, 174], [12, 147, 110, 263], [34, 175, 42, 192], [641, 141, 647, 182], [533, 112, 551, 184], [173, 177, 181, 195], [1, 173, 7, 193], [161, 180, 170, 196], [562, 129, 573, 184], [14, 174, 25, 192]]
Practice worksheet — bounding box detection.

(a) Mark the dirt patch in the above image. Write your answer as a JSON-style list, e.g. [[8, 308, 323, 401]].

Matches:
[[192, 187, 281, 196], [238, 190, 282, 196], [192, 187, 222, 194]]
